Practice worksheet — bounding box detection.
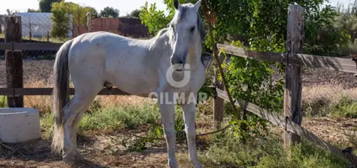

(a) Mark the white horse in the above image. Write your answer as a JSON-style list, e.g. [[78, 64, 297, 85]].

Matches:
[[51, 0, 205, 167]]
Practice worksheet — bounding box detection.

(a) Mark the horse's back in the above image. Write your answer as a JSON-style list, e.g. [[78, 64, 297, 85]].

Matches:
[[67, 32, 159, 95]]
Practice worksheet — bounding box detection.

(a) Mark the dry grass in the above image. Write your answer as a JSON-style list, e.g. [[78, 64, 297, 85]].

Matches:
[[23, 78, 155, 113], [0, 60, 54, 87], [303, 84, 357, 105], [95, 95, 154, 108], [24, 80, 52, 113], [302, 84, 357, 117]]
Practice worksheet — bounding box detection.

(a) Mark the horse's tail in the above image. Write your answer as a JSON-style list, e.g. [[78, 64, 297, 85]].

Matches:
[[52, 40, 73, 154]]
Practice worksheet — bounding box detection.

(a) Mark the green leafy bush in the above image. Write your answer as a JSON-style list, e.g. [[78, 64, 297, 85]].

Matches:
[[256, 142, 349, 168], [330, 97, 357, 118], [121, 106, 187, 152], [139, 0, 197, 35], [303, 96, 357, 118], [139, 3, 171, 35], [51, 2, 97, 38], [201, 130, 350, 168], [0, 96, 7, 108], [80, 104, 160, 131], [51, 2, 71, 38], [304, 6, 351, 56]]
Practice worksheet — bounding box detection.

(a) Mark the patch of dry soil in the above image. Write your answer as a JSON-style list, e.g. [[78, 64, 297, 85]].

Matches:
[[303, 117, 357, 147]]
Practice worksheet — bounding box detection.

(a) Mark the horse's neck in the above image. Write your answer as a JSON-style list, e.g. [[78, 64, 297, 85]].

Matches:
[[147, 29, 202, 68], [147, 31, 171, 59]]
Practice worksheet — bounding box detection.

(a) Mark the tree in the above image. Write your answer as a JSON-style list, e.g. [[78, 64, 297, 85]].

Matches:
[[100, 7, 119, 18], [139, 0, 198, 35], [39, 0, 62, 12], [139, 0, 351, 119], [129, 9, 141, 18], [27, 9, 40, 13], [87, 7, 98, 18], [51, 1, 98, 38], [139, 3, 171, 35], [51, 1, 71, 38]]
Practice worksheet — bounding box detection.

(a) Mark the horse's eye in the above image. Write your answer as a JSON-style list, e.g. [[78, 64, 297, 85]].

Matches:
[[190, 26, 195, 33]]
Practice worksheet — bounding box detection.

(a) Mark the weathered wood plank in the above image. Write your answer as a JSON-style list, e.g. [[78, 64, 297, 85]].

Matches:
[[0, 88, 13, 95], [216, 89, 357, 165], [213, 68, 224, 129], [0, 42, 62, 51], [0, 43, 10, 50], [0, 88, 129, 96], [296, 54, 357, 74], [217, 43, 285, 63], [217, 43, 357, 74], [284, 4, 304, 148], [5, 16, 23, 107]]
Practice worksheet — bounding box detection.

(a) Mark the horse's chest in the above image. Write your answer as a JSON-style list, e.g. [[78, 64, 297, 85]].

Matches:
[[169, 68, 206, 93]]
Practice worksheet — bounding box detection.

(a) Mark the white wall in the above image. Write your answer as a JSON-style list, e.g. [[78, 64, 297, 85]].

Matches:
[[16, 12, 52, 38]]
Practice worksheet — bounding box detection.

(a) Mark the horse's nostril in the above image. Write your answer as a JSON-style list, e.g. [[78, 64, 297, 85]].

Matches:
[[171, 56, 185, 65]]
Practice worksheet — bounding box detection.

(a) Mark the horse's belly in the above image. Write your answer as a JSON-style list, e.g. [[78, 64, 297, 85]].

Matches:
[[106, 66, 159, 95]]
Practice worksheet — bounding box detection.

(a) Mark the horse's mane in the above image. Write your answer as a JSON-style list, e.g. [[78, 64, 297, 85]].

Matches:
[[154, 27, 169, 39], [155, 28, 170, 38]]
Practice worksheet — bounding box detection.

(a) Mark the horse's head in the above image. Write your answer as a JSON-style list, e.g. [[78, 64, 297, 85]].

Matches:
[[169, 0, 204, 71]]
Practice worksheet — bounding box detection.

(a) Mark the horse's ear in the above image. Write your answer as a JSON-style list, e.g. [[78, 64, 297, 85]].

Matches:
[[174, 0, 179, 9], [194, 0, 201, 12]]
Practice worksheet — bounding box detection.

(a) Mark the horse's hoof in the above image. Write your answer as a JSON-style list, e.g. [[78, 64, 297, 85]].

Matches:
[[168, 159, 178, 168], [193, 163, 203, 168]]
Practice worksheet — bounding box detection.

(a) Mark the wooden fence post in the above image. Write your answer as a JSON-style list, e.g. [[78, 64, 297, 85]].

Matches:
[[5, 16, 23, 107], [87, 12, 93, 32], [212, 46, 224, 129], [283, 4, 304, 149], [213, 69, 224, 129]]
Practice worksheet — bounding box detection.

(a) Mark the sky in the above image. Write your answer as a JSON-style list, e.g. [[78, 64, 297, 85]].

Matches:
[[0, 0, 355, 16], [0, 0, 167, 16]]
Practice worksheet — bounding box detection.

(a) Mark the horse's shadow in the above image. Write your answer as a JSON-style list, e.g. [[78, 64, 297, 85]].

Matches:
[[0, 133, 173, 168], [0, 138, 107, 168]]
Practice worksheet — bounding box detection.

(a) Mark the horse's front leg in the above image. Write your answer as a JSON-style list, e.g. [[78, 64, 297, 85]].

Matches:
[[159, 103, 178, 168], [182, 102, 202, 168]]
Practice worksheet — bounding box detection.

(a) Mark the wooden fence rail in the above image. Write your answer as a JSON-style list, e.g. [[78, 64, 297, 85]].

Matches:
[[217, 44, 357, 74], [0, 42, 62, 51], [0, 88, 128, 96], [216, 89, 357, 165]]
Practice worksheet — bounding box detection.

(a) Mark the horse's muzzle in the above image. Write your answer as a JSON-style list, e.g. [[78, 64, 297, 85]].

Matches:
[[170, 54, 186, 65], [172, 64, 185, 72]]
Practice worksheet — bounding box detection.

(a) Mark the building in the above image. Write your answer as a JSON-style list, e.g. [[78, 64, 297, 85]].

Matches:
[[74, 17, 149, 38], [16, 12, 72, 38], [16, 12, 52, 38]]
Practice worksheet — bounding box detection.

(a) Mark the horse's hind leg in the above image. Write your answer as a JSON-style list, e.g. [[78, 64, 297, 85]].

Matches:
[[62, 85, 101, 163]]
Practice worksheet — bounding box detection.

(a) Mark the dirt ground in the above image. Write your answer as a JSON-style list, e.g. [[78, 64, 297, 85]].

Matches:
[[0, 60, 357, 168], [0, 130, 184, 168]]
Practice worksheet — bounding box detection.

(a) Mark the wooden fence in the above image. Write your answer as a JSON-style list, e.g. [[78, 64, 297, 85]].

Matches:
[[212, 4, 357, 165], [0, 16, 128, 107], [0, 4, 357, 165]]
